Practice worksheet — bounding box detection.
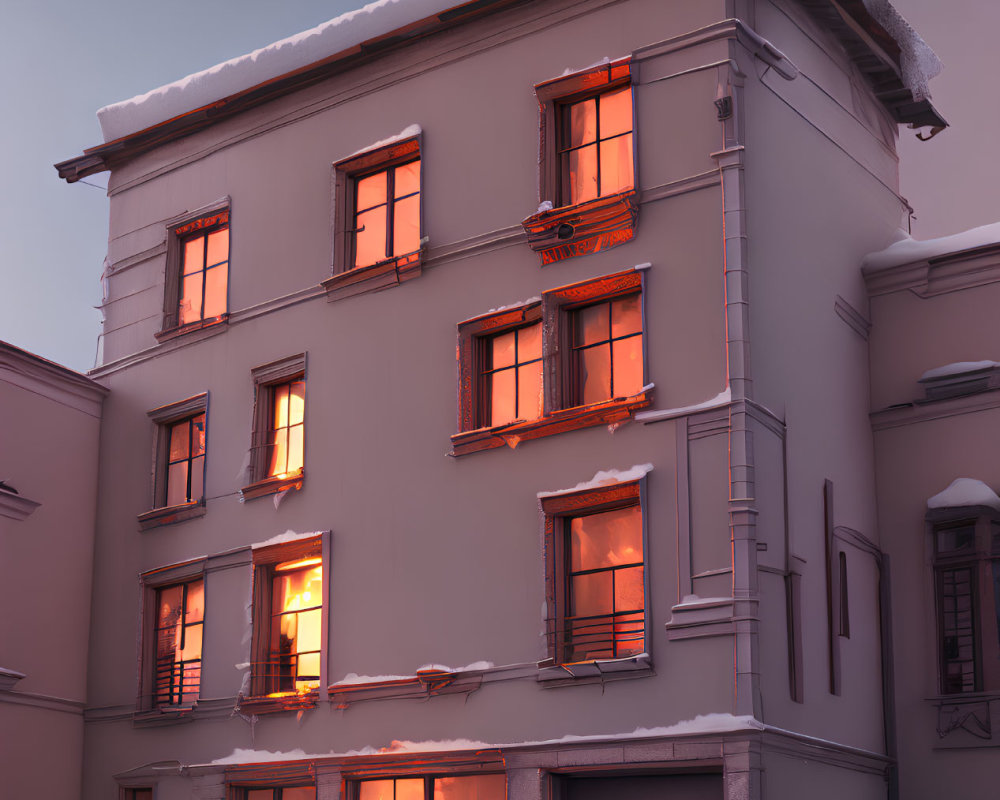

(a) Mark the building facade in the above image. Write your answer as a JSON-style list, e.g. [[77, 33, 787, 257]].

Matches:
[[47, 0, 989, 798]]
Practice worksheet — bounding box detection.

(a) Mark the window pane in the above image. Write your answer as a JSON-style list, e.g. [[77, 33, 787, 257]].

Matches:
[[614, 611, 645, 656], [360, 781, 395, 800], [287, 425, 304, 474], [247, 790, 273, 800], [395, 779, 424, 800], [612, 335, 643, 397], [179, 273, 204, 325], [169, 421, 190, 461], [166, 461, 188, 506], [394, 159, 421, 198], [355, 206, 388, 268], [189, 455, 204, 502], [611, 294, 641, 337], [392, 194, 420, 257], [489, 368, 516, 426], [567, 617, 612, 661], [599, 86, 632, 138], [569, 98, 597, 147], [283, 789, 317, 800], [183, 236, 204, 274], [356, 171, 387, 211], [203, 263, 228, 318], [185, 580, 204, 623], [158, 585, 183, 628], [614, 565, 644, 611], [180, 623, 202, 661], [181, 661, 201, 702], [274, 384, 290, 428], [191, 414, 206, 456], [599, 134, 634, 196], [206, 227, 229, 267], [571, 506, 643, 571], [568, 144, 598, 204], [572, 571, 612, 617], [435, 775, 506, 800], [574, 303, 609, 347], [517, 361, 543, 420], [288, 380, 305, 426], [490, 330, 516, 369], [269, 428, 288, 477], [518, 321, 542, 360], [579, 344, 611, 404]]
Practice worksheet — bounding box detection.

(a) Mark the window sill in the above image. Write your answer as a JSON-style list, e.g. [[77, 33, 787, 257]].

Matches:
[[537, 652, 652, 687], [237, 690, 319, 715], [322, 251, 422, 302], [137, 500, 205, 531], [521, 191, 638, 265], [132, 705, 196, 727], [155, 314, 229, 343], [240, 471, 304, 501], [450, 389, 652, 456]]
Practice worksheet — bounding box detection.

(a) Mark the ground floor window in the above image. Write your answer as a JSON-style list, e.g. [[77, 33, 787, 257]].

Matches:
[[356, 775, 505, 800]]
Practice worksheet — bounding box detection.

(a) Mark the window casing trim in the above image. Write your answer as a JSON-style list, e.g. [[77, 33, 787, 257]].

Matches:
[[452, 269, 649, 455], [158, 200, 231, 340], [325, 135, 424, 302], [539, 476, 651, 681], [243, 354, 307, 501], [140, 392, 209, 530]]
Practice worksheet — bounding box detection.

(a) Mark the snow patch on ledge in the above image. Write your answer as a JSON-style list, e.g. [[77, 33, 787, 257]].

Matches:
[[537, 464, 653, 498], [417, 661, 494, 672], [251, 530, 320, 549], [634, 387, 731, 424], [345, 124, 422, 159], [333, 672, 415, 686], [674, 595, 733, 609], [207, 714, 762, 765], [919, 361, 1000, 382], [863, 223, 1000, 272], [927, 479, 1000, 511], [97, 0, 454, 142]]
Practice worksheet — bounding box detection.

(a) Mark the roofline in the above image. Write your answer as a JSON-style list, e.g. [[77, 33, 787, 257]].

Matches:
[[54, 0, 945, 184]]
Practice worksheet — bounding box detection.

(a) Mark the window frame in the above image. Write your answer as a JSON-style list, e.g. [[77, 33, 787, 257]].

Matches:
[[521, 58, 638, 265], [157, 201, 231, 341], [137, 560, 207, 718], [242, 534, 327, 715], [243, 354, 307, 501], [325, 135, 424, 302], [928, 507, 1000, 695], [139, 393, 209, 530], [350, 773, 507, 800], [539, 477, 651, 677], [452, 269, 650, 456]]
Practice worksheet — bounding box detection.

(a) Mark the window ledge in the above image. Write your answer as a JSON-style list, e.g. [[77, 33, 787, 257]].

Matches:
[[328, 667, 486, 707], [537, 653, 652, 687], [155, 314, 229, 344], [450, 390, 652, 456], [137, 500, 205, 531], [0, 488, 40, 521], [664, 597, 735, 641], [132, 706, 196, 727], [240, 471, 304, 501], [927, 694, 1000, 746], [237, 690, 319, 715], [322, 251, 422, 302], [521, 191, 638, 265]]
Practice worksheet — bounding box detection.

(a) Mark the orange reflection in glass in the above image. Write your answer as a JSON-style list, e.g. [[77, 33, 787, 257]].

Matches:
[[352, 159, 421, 268], [154, 580, 203, 706], [482, 321, 543, 427], [178, 224, 228, 324], [269, 561, 322, 694], [268, 379, 305, 477], [165, 414, 205, 506], [572, 295, 642, 404], [434, 775, 507, 800], [562, 86, 633, 205]]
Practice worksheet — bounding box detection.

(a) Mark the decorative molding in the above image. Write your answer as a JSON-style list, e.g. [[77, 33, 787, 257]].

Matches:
[[871, 388, 1000, 431], [0, 686, 86, 716], [665, 597, 735, 640], [0, 667, 26, 691], [834, 295, 871, 340]]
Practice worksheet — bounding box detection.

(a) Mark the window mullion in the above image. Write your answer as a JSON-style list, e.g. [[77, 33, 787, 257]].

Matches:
[[386, 167, 395, 260]]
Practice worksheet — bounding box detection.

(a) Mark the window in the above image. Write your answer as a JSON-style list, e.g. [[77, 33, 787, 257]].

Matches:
[[522, 58, 637, 264], [244, 535, 325, 713], [541, 477, 647, 669], [120, 789, 153, 800], [453, 269, 649, 455], [326, 134, 424, 301], [244, 354, 306, 501], [235, 789, 315, 800], [140, 577, 204, 710], [930, 511, 1000, 694], [158, 205, 230, 338], [355, 775, 506, 800], [139, 393, 208, 530]]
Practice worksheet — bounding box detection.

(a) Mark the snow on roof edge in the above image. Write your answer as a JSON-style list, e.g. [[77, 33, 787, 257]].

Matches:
[[927, 478, 1000, 512], [863, 222, 1000, 273], [97, 0, 457, 143], [537, 464, 653, 498]]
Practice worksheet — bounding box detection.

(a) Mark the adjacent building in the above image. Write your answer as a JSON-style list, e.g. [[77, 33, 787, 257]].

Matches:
[[41, 0, 992, 798]]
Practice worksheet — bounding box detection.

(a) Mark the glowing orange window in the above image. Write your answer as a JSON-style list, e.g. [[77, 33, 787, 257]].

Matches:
[[268, 558, 322, 695], [571, 293, 643, 405], [153, 579, 203, 707], [559, 86, 633, 206], [359, 776, 506, 800], [480, 321, 543, 427], [353, 158, 421, 269], [268, 379, 304, 479], [177, 216, 229, 326]]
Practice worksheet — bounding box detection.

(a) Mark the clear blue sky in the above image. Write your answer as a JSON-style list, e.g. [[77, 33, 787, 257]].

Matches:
[[0, 0, 991, 372]]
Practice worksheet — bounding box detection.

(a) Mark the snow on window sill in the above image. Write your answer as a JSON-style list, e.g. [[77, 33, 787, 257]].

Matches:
[[450, 389, 652, 456]]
